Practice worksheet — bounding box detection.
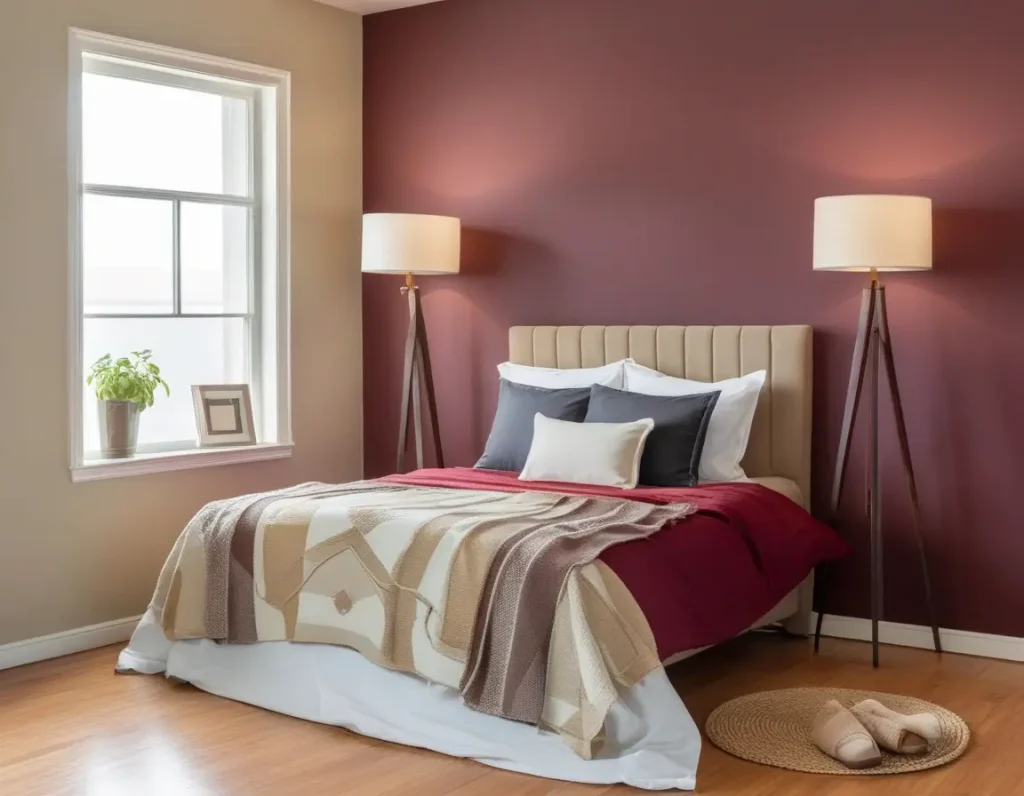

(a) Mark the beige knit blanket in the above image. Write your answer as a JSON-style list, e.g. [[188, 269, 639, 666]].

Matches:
[[147, 482, 695, 757]]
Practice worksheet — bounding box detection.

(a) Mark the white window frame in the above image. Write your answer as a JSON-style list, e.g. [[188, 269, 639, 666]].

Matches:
[[68, 29, 293, 482]]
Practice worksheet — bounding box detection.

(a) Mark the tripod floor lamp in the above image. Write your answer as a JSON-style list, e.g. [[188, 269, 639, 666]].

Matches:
[[362, 213, 461, 473], [812, 195, 941, 667]]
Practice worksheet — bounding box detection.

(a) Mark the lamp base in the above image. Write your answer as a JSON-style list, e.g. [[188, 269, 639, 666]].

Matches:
[[396, 284, 443, 473], [814, 278, 941, 667]]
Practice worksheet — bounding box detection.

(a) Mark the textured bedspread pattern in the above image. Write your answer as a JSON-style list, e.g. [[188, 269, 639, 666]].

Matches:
[[145, 481, 695, 757]]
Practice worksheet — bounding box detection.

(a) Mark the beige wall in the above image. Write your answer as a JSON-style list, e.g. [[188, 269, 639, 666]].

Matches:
[[0, 0, 362, 645]]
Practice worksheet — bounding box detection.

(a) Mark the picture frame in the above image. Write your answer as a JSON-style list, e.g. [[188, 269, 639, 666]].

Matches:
[[191, 384, 257, 447]]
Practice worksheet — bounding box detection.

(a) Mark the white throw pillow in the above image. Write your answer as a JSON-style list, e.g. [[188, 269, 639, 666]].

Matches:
[[497, 359, 630, 389], [519, 413, 654, 489], [623, 363, 766, 483]]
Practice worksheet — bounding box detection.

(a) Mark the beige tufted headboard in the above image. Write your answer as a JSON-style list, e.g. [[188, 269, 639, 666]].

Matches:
[[509, 325, 813, 501]]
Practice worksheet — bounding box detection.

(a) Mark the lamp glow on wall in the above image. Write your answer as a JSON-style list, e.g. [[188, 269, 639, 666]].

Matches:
[[811, 195, 941, 666], [362, 213, 461, 472]]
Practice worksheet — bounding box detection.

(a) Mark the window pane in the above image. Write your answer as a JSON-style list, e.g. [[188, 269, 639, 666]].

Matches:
[[83, 71, 250, 196], [181, 203, 250, 314], [83, 317, 249, 452], [83, 194, 173, 315]]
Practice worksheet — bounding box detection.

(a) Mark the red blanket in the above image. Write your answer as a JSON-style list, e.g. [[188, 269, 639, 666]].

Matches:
[[383, 468, 849, 662]]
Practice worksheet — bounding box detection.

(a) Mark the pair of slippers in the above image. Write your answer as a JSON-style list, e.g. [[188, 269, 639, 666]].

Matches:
[[812, 698, 942, 769]]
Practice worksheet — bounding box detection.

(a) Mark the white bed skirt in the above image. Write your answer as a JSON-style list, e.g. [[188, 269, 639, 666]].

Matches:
[[119, 608, 701, 791]]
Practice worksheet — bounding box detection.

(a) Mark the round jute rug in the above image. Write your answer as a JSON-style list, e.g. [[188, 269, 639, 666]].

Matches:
[[705, 687, 970, 776]]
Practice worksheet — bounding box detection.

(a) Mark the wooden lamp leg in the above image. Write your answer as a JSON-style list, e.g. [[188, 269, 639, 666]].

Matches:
[[815, 287, 876, 652], [867, 313, 882, 668], [876, 287, 942, 653], [410, 345, 424, 470], [396, 282, 445, 473], [829, 288, 878, 517], [395, 286, 418, 473], [414, 295, 444, 469]]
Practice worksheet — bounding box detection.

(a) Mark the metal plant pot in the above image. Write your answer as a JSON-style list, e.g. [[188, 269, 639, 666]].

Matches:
[[98, 400, 141, 458]]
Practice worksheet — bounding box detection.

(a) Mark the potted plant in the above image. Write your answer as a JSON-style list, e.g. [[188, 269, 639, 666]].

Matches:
[[87, 350, 170, 459]]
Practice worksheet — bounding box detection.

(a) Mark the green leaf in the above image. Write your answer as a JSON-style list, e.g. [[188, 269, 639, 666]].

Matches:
[[86, 349, 170, 407]]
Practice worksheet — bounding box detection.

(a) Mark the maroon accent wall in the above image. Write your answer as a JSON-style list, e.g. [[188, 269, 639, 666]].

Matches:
[[364, 0, 1024, 637]]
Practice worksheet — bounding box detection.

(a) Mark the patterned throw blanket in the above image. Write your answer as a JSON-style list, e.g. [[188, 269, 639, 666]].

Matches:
[[148, 481, 695, 757]]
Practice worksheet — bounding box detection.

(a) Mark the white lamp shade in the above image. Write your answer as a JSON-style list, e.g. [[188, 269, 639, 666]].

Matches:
[[361, 213, 461, 276], [813, 195, 932, 273]]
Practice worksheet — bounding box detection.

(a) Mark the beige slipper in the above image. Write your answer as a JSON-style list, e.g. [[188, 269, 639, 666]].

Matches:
[[812, 700, 882, 769], [851, 702, 928, 754], [852, 698, 942, 747]]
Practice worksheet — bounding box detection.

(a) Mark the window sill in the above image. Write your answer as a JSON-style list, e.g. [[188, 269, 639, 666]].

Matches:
[[70, 442, 293, 483]]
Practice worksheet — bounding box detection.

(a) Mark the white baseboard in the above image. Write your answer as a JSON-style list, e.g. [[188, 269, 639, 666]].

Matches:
[[4, 612, 1022, 673], [813, 612, 1024, 663], [0, 615, 141, 672]]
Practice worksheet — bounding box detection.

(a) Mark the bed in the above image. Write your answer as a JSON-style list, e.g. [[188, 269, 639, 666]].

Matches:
[[119, 324, 845, 791]]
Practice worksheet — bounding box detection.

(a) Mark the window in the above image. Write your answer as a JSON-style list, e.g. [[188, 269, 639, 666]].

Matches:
[[69, 30, 292, 481]]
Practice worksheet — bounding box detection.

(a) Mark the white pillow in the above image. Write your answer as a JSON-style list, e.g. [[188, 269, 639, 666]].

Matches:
[[519, 413, 654, 489], [497, 359, 629, 389], [623, 362, 766, 483]]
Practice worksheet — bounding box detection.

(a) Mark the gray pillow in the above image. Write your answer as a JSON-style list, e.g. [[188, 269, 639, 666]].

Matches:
[[475, 379, 591, 472], [584, 384, 720, 487]]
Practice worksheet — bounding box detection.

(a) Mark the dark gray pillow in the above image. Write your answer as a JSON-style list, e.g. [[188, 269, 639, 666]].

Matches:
[[584, 384, 720, 487], [475, 380, 591, 472]]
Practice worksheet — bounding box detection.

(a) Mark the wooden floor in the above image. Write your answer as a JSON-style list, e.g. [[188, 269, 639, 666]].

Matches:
[[0, 635, 1020, 795]]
